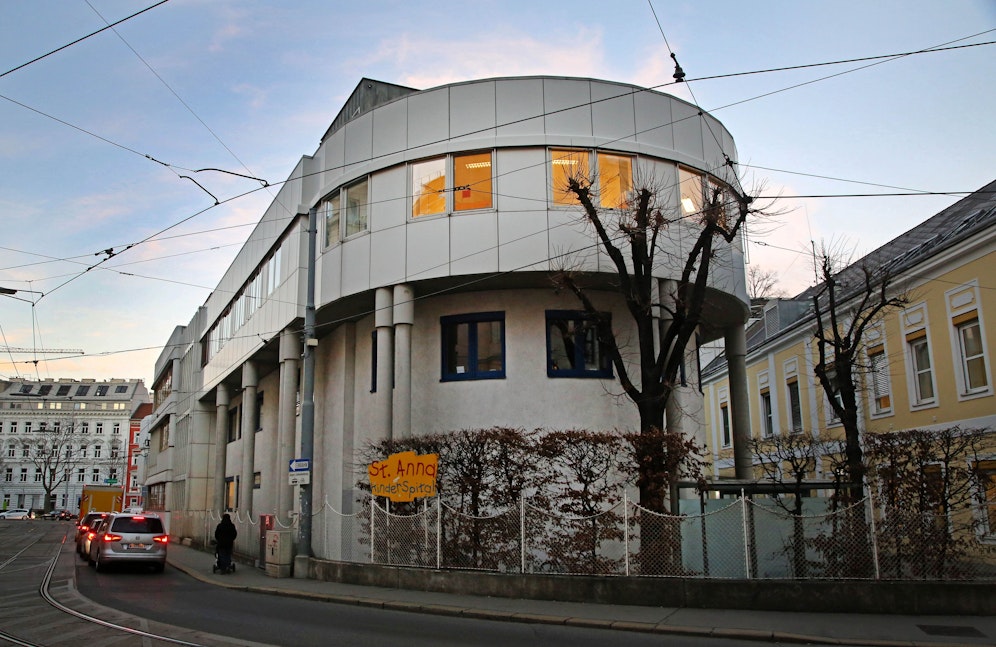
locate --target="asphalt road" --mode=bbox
[75,559,764,647]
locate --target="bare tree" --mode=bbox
[747,265,788,300]
[554,165,770,516]
[811,243,910,501]
[22,422,84,513]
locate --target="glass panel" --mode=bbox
[913,340,934,401]
[551,149,588,205]
[788,382,803,432]
[548,320,575,370]
[598,153,632,209]
[869,351,891,412]
[345,178,368,237]
[454,152,493,211]
[476,321,503,373]
[412,158,447,217]
[444,322,470,374]
[324,195,340,247]
[721,406,731,446]
[959,321,988,390]
[678,167,703,216]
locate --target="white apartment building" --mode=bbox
[150,76,754,558]
[0,378,150,512]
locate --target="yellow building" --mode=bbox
[701,179,996,535]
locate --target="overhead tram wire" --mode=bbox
[20,27,994,302]
[0,1,170,80]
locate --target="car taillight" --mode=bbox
[102,533,122,542]
[153,535,168,544]
[87,531,96,540]
[81,525,90,532]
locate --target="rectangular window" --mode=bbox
[80,422,89,434]
[868,346,892,414]
[550,148,590,205]
[323,193,340,247]
[679,167,704,216]
[76,385,89,396]
[24,422,32,433]
[9,422,15,434]
[344,178,369,238]
[34,468,42,482]
[38,384,52,396]
[597,153,633,209]
[20,468,27,482]
[91,469,100,483]
[957,319,988,393]
[112,423,120,434]
[228,408,240,443]
[441,312,505,381]
[94,445,102,458]
[77,468,85,483]
[545,310,613,378]
[96,385,108,396]
[760,390,774,437]
[57,385,70,396]
[787,379,803,433]
[909,335,935,404]
[412,157,447,217]
[225,476,238,511]
[96,422,103,434]
[115,385,128,393]
[454,152,493,211]
[720,405,731,448]
[3,468,10,482]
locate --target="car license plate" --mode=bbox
[128,543,146,549]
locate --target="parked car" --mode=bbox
[76,512,110,556]
[0,508,33,519]
[87,513,168,572]
[41,509,75,520]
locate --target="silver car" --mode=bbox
[87,513,168,572]
[0,508,33,519]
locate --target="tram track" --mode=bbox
[0,523,268,647]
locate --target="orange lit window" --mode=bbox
[551,149,589,205]
[679,167,703,216]
[597,153,632,209]
[454,152,492,211]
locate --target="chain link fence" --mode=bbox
[174,495,996,581]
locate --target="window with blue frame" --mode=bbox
[546,310,613,378]
[441,312,505,381]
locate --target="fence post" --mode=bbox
[865,489,881,580]
[520,496,526,574]
[369,496,375,564]
[741,489,752,579]
[623,491,630,576]
[436,496,442,570]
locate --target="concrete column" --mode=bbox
[239,361,259,515]
[374,287,394,441]
[725,325,752,479]
[276,330,301,522]
[392,284,413,438]
[213,383,230,512]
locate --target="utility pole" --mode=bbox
[295,207,317,576]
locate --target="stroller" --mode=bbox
[212,544,236,574]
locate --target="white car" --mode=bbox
[0,508,33,519]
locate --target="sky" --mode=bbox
[1,0,994,388]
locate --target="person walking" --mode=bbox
[214,513,238,573]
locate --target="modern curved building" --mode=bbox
[147,77,752,556]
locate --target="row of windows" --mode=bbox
[5,401,128,411]
[15,383,129,397]
[316,148,735,252]
[2,467,121,483]
[436,310,613,382]
[5,443,121,458]
[717,310,991,446]
[203,240,284,364]
[0,421,121,434]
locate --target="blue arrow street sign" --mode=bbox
[289,458,310,472]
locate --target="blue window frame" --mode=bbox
[441,312,505,381]
[546,310,613,378]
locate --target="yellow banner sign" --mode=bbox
[368,451,439,502]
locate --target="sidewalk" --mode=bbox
[165,543,995,647]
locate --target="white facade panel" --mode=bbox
[450,81,497,142]
[369,227,407,287]
[496,148,547,213]
[343,111,373,166]
[407,87,450,151]
[450,211,499,275]
[340,234,372,296]
[406,217,451,280]
[671,100,705,163]
[498,210,549,272]
[318,244,343,306]
[634,90,675,154]
[543,78,593,139]
[591,81,637,145]
[495,78,545,139]
[371,96,408,158]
